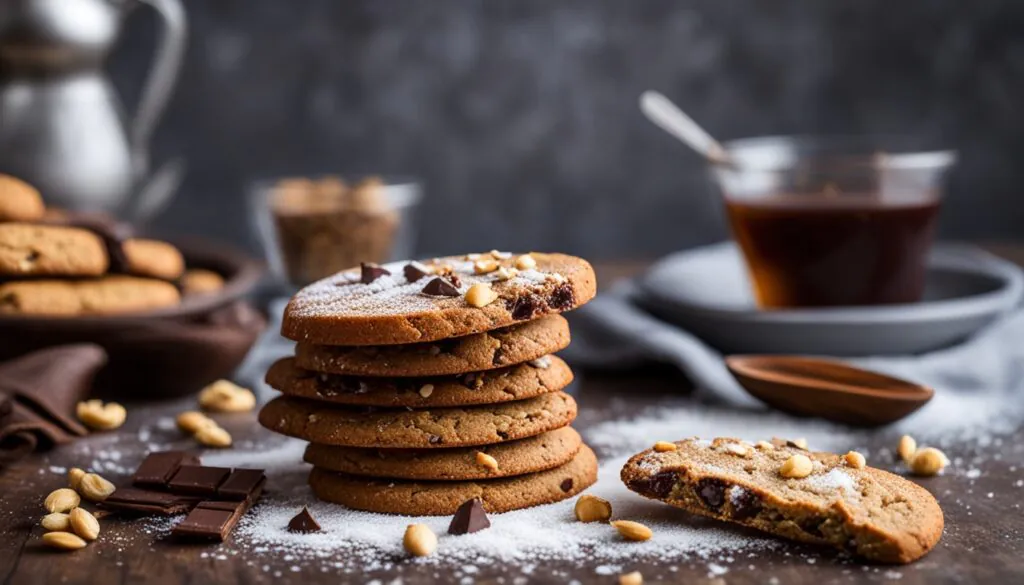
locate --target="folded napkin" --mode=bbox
[0,344,107,468]
[564,243,1024,406]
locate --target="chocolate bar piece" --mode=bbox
[100,487,202,516]
[133,451,200,488]
[167,465,231,496]
[172,500,248,541]
[218,469,266,501]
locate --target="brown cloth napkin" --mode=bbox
[0,344,107,468]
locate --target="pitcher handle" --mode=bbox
[129,0,187,179]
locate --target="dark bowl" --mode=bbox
[0,238,267,401]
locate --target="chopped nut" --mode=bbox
[402,523,437,557]
[653,441,678,453]
[465,253,482,261]
[573,494,612,523]
[75,399,127,431]
[619,571,643,585]
[465,283,499,308]
[909,447,949,477]
[897,435,918,463]
[418,384,435,398]
[514,254,537,270]
[69,508,99,541]
[845,451,866,469]
[44,488,80,513]
[611,520,653,542]
[490,250,512,259]
[473,259,498,274]
[41,513,71,532]
[176,411,216,434]
[779,454,813,479]
[724,443,749,457]
[475,451,499,472]
[755,440,775,451]
[67,467,86,491]
[527,356,551,369]
[195,425,232,448]
[41,531,87,551]
[198,379,256,413]
[79,473,116,502]
[493,266,519,281]
[790,438,808,450]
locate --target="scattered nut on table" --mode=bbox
[198,379,256,413]
[574,494,612,523]
[403,523,437,557]
[909,447,950,477]
[79,473,116,502]
[176,410,217,434]
[69,508,100,541]
[611,520,652,542]
[75,399,127,431]
[44,488,80,513]
[41,531,87,551]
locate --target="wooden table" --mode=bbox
[2,258,1023,585]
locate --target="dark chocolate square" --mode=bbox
[167,465,231,496]
[217,469,266,501]
[100,487,202,516]
[132,451,200,488]
[171,503,242,541]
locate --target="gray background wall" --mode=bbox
[112,0,1024,260]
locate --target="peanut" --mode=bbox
[75,399,127,431]
[779,454,813,479]
[44,488,80,513]
[652,441,677,453]
[79,473,116,502]
[41,531,87,551]
[611,520,652,542]
[69,508,99,541]
[403,523,437,557]
[465,283,499,308]
[198,379,256,413]
[574,494,612,523]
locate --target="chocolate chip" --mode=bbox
[448,498,491,535]
[491,347,504,366]
[422,277,460,297]
[548,283,575,310]
[403,262,430,282]
[287,506,322,533]
[632,471,677,498]
[360,262,391,284]
[496,431,509,440]
[559,478,574,492]
[695,478,728,510]
[508,295,542,320]
[729,488,762,520]
[799,519,825,538]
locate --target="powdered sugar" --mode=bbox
[804,469,857,495]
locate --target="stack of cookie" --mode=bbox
[259,251,599,515]
[0,174,222,315]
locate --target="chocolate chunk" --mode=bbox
[168,465,231,496]
[360,262,391,284]
[696,478,728,510]
[172,500,248,541]
[217,469,266,501]
[799,518,825,538]
[448,498,490,535]
[729,487,762,520]
[403,262,431,282]
[560,478,574,492]
[132,451,201,488]
[548,283,576,310]
[421,277,460,297]
[100,487,202,516]
[287,506,322,533]
[508,295,542,320]
[630,471,677,498]
[491,347,504,366]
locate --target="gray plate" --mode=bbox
[636,243,1024,356]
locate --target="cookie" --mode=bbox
[257,391,577,449]
[181,268,225,295]
[0,175,45,222]
[0,276,181,316]
[281,252,596,346]
[0,223,107,276]
[123,239,185,281]
[308,444,597,515]
[293,314,570,377]
[303,427,583,481]
[621,437,944,564]
[267,354,572,408]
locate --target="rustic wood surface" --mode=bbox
[2,255,1023,585]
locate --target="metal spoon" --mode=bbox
[639,90,734,166]
[725,355,934,427]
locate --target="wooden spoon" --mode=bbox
[725,355,934,427]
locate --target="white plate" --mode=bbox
[635,243,1024,356]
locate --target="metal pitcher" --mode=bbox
[0,0,186,221]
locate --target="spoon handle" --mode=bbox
[639,91,731,165]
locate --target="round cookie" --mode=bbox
[304,427,583,481]
[123,239,185,281]
[0,276,181,316]
[257,391,577,449]
[281,251,596,346]
[293,314,570,377]
[0,223,107,276]
[308,444,598,515]
[267,354,573,408]
[0,175,45,222]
